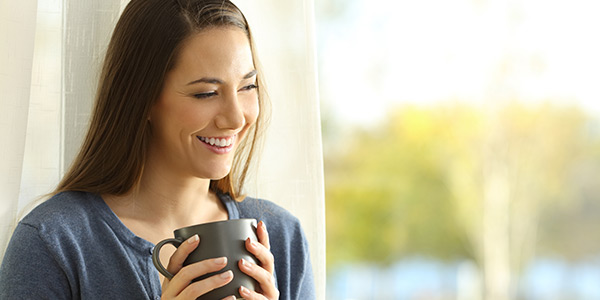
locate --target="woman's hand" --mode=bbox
[238,221,280,300]
[161,235,235,300]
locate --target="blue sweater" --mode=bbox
[0,191,315,299]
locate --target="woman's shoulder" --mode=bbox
[20,191,100,229]
[236,196,301,227]
[235,196,307,246]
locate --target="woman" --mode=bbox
[0,0,316,299]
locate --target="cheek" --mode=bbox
[150,102,208,139]
[170,100,216,128]
[243,97,260,125]
[178,107,205,127]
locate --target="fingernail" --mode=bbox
[214,257,227,265]
[222,296,236,300]
[240,286,251,297]
[250,240,258,249]
[241,258,252,269]
[260,221,267,231]
[220,270,233,280]
[187,234,199,244]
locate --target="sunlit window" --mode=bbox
[318,0,600,299]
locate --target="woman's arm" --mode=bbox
[0,223,72,299]
[289,222,316,300]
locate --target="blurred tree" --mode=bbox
[324,102,600,299]
[325,105,472,267]
[439,102,593,300]
[536,118,600,259]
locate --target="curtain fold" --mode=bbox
[0,0,39,255]
[62,0,123,171]
[18,0,63,221]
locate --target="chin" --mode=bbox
[210,172,230,181]
[197,167,232,181]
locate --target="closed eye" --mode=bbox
[240,84,258,92]
[193,91,217,99]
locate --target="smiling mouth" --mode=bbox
[197,135,235,148]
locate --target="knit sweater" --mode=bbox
[0,191,315,299]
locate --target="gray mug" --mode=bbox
[152,218,259,299]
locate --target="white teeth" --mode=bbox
[198,136,234,147]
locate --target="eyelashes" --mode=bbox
[193,92,217,99]
[241,84,258,91]
[192,84,257,99]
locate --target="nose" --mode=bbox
[215,91,245,130]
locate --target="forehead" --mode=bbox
[170,27,254,80]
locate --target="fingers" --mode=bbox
[249,222,274,274]
[166,234,200,276]
[176,267,234,299]
[162,256,230,298]
[238,258,278,299]
[239,285,277,300]
[239,221,279,299]
[256,220,270,250]
[161,234,233,299]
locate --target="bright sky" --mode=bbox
[318,0,600,125]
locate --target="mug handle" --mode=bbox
[152,238,183,280]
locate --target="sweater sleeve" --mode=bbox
[289,222,316,300]
[0,223,72,299]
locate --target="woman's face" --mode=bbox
[148,27,259,180]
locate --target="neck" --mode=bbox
[103,162,228,231]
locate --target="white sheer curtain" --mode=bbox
[235,1,326,297]
[0,0,39,256]
[0,0,325,298]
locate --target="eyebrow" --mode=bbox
[186,70,257,86]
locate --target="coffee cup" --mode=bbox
[152,218,259,299]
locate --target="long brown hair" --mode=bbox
[55,0,268,200]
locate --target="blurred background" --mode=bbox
[315,0,600,299]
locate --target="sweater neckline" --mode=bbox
[87,192,242,251]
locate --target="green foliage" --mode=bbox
[324,102,600,269]
[325,105,473,267]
